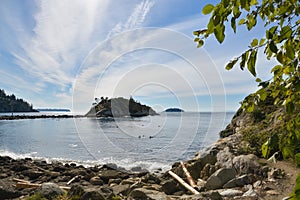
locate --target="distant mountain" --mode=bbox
[37,108,70,112]
[164,108,184,112]
[85,97,158,117]
[0,89,37,112]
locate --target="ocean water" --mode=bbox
[0,112,234,171]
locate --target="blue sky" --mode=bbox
[0,0,276,113]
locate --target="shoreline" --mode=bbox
[0,134,298,200]
[0,115,84,120]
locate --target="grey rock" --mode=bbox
[220,189,243,197]
[205,168,237,190]
[160,179,181,195]
[186,159,205,180]
[223,174,254,188]
[23,169,44,180]
[129,188,167,200]
[195,146,218,165]
[112,184,130,195]
[37,183,64,200]
[68,185,85,198]
[232,154,260,174]
[179,191,222,200]
[90,176,103,185]
[200,163,217,180]
[0,180,22,199]
[217,147,234,168]
[80,189,105,200]
[242,188,258,197]
[109,178,122,185]
[99,170,129,183]
[142,173,161,184]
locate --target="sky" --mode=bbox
[0,0,277,113]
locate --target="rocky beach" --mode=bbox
[1,133,298,200]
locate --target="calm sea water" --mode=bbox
[0,112,234,171]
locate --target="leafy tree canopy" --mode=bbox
[194,0,299,114]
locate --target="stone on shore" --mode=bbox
[0,180,22,199]
[129,188,168,200]
[36,183,64,200]
[205,168,237,190]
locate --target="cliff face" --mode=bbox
[220,95,300,163]
[85,97,157,117]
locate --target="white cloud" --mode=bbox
[108,0,154,38]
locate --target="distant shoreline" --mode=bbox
[0,115,84,120]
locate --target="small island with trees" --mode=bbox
[164,108,184,112]
[85,96,158,117]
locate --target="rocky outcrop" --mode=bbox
[0,131,296,200]
[85,97,158,117]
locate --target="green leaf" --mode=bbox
[193,31,200,36]
[247,50,257,77]
[238,18,246,25]
[286,43,295,60]
[240,0,246,9]
[280,26,292,40]
[250,0,258,6]
[202,4,214,15]
[266,26,278,39]
[197,40,204,48]
[213,14,221,26]
[269,41,278,53]
[251,38,258,47]
[214,24,225,43]
[240,51,249,70]
[261,139,270,158]
[276,51,284,64]
[246,14,256,30]
[222,0,230,7]
[225,58,238,70]
[247,102,255,112]
[258,89,268,101]
[256,78,261,82]
[286,102,295,114]
[207,18,215,34]
[231,17,236,33]
[259,38,265,46]
[233,6,241,18]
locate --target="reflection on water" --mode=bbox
[0,112,233,170]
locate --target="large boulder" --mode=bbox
[99,170,129,183]
[36,183,64,200]
[112,184,130,196]
[129,188,168,200]
[80,189,105,200]
[232,154,260,174]
[205,168,237,190]
[216,147,234,168]
[223,174,255,188]
[0,180,22,199]
[160,179,183,195]
[67,185,85,199]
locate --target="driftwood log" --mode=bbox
[168,171,200,195]
[180,161,197,188]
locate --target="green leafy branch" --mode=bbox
[194,0,299,114]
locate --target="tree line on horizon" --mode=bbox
[0,89,36,112]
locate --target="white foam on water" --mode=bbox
[0,149,171,172]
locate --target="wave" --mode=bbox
[0,149,171,172]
